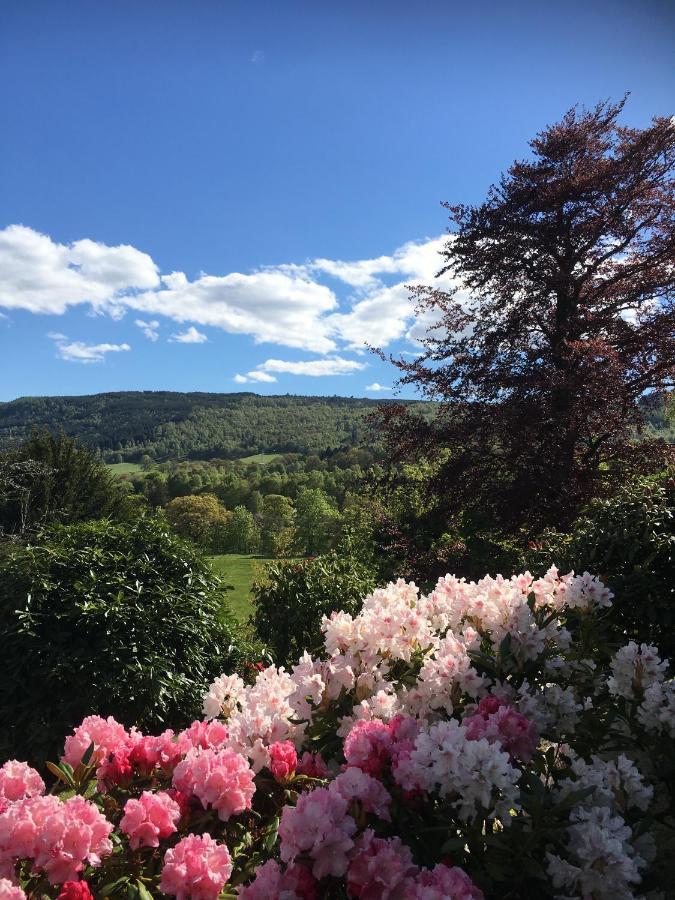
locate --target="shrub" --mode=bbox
[0,517,253,766]
[527,473,675,656]
[1,565,673,898]
[0,430,131,536]
[252,551,377,666]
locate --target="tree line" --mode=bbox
[0,392,425,461]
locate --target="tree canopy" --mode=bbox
[379,99,675,533]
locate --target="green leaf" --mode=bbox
[136,881,155,900]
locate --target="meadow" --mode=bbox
[207,553,270,621]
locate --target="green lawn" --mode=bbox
[209,553,273,621]
[237,453,283,464]
[107,462,143,475]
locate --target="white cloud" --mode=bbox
[0,224,458,365]
[251,50,265,63]
[365,382,391,392]
[129,269,337,353]
[135,319,160,341]
[49,333,131,364]
[234,356,367,383]
[169,326,208,344]
[0,225,159,315]
[247,370,277,383]
[255,357,367,377]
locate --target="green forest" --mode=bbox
[0,392,426,461]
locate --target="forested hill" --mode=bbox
[0,392,414,461]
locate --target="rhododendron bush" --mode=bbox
[1,566,674,899]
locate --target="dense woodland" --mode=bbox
[0,392,427,461]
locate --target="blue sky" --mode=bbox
[1,0,673,402]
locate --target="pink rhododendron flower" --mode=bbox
[0,761,44,810]
[0,879,26,900]
[172,748,255,821]
[178,720,229,752]
[120,791,180,850]
[475,695,504,717]
[329,768,392,821]
[57,881,94,900]
[96,745,134,791]
[128,734,164,776]
[346,830,417,898]
[238,860,318,899]
[0,794,113,885]
[464,699,538,763]
[296,752,329,779]
[155,730,191,772]
[166,789,192,823]
[160,833,232,900]
[343,720,393,777]
[279,787,357,879]
[408,863,485,899]
[62,716,129,768]
[269,741,298,782]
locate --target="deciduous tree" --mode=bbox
[379,99,675,535]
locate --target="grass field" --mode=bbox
[107,462,143,475]
[237,453,283,464]
[209,553,273,621]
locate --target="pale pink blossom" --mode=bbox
[238,860,317,899]
[0,794,112,885]
[120,791,180,849]
[346,830,417,898]
[329,768,391,820]
[160,833,232,900]
[0,879,26,900]
[178,720,229,752]
[279,787,357,879]
[0,762,44,810]
[62,716,130,768]
[172,748,255,822]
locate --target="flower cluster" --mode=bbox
[172,748,255,821]
[0,795,112,885]
[159,834,232,900]
[1,565,673,899]
[119,791,180,849]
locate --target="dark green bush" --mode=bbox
[0,517,252,765]
[527,473,674,656]
[252,552,377,666]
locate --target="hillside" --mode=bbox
[0,391,409,461]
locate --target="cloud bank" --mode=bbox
[0,223,455,372]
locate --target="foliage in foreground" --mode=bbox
[0,518,253,767]
[1,565,674,899]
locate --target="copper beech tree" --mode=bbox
[377,99,675,538]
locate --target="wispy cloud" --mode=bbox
[234,356,367,383]
[48,332,131,364]
[135,319,160,341]
[169,326,208,344]
[251,50,265,64]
